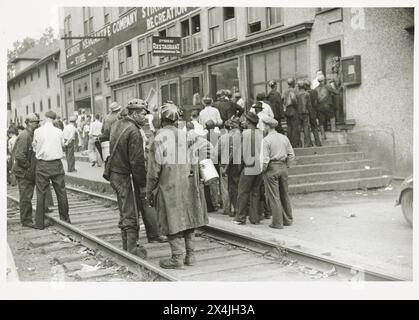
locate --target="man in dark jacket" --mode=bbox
[304,79,322,146]
[12,113,40,227]
[109,99,164,259]
[266,80,284,133]
[296,80,313,147]
[282,78,300,148]
[100,102,121,160]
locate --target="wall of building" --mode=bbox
[309,8,414,176]
[9,58,62,123]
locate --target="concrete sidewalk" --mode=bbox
[61,159,412,279]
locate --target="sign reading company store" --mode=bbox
[65,7,196,70]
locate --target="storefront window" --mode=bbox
[139,80,157,110]
[160,81,178,105]
[209,59,239,100]
[114,85,136,108]
[249,41,308,100]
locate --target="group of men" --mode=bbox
[11,111,72,230]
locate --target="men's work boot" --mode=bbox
[121,230,127,251]
[320,126,326,140]
[126,230,147,259]
[184,231,196,266]
[148,235,168,243]
[159,236,185,269]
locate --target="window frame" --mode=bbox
[57,94,61,108]
[180,13,203,56]
[208,7,237,48]
[83,7,93,35]
[246,7,284,36]
[118,42,133,77]
[104,7,111,25]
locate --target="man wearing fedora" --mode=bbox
[261,115,295,229]
[234,112,264,225]
[63,116,79,172]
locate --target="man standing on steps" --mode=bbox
[261,115,295,229]
[33,111,71,230]
[282,78,300,148]
[304,79,322,147]
[296,80,313,147]
[266,80,284,134]
[62,116,78,172]
[12,113,41,228]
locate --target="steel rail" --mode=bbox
[66,186,407,282]
[7,194,178,282]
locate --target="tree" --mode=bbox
[7,27,59,79]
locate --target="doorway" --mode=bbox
[75,97,92,115]
[319,40,344,123]
[181,74,203,120]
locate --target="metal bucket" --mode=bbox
[199,158,219,185]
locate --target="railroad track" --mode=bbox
[7,185,405,281]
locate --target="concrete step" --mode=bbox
[295,152,365,165]
[289,175,391,194]
[294,144,357,156]
[288,159,373,175]
[288,167,385,185]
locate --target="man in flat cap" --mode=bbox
[296,80,314,147]
[108,99,164,258]
[12,113,41,227]
[266,80,284,133]
[147,103,208,269]
[33,111,71,229]
[261,115,295,229]
[282,78,300,148]
[100,101,121,160]
[62,116,79,172]
[234,111,264,225]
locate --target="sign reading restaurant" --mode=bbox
[152,36,182,56]
[65,7,196,70]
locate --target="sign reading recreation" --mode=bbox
[65,7,196,71]
[152,37,181,56]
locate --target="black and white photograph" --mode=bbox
[1,0,418,301]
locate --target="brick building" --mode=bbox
[7,43,62,125]
[58,7,413,176]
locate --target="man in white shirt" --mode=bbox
[88,114,103,167]
[198,97,223,129]
[32,110,71,229]
[63,116,78,172]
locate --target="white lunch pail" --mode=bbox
[199,158,219,185]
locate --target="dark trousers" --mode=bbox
[309,112,322,146]
[300,114,313,147]
[35,160,70,228]
[167,228,195,256]
[286,115,301,148]
[65,140,76,172]
[263,162,293,228]
[110,172,159,238]
[235,171,262,223]
[227,165,241,214]
[17,178,35,224]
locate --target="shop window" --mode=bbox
[181,76,201,106]
[161,81,178,105]
[268,8,283,27]
[209,59,239,100]
[139,80,157,109]
[181,14,202,55]
[118,43,133,76]
[248,42,308,102]
[48,98,51,110]
[209,7,236,47]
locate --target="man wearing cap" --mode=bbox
[100,102,121,160]
[234,112,264,225]
[296,80,314,147]
[147,103,209,269]
[12,113,41,227]
[282,78,300,148]
[266,80,284,133]
[261,115,295,229]
[109,99,164,258]
[62,116,79,172]
[198,96,223,129]
[304,79,322,146]
[33,111,71,229]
